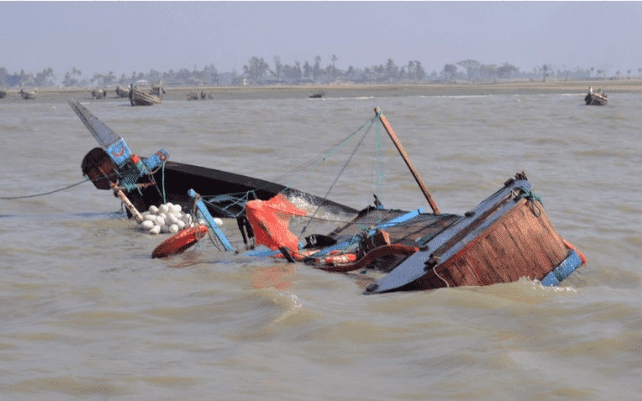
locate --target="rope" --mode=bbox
[161,161,167,204]
[277,115,378,191]
[199,190,258,219]
[515,187,543,217]
[0,177,91,200]
[433,267,450,288]
[180,115,380,226]
[299,121,374,237]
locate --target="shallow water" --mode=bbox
[1,93,641,400]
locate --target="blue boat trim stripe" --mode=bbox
[188,189,234,252]
[541,250,582,286]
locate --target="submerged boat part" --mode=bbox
[200,108,587,294]
[71,101,358,221]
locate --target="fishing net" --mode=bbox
[244,194,307,251]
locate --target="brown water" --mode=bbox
[1,93,641,400]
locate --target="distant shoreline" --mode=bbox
[2,80,642,103]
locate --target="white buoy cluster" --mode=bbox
[137,202,223,235]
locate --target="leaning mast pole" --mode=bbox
[374,107,440,215]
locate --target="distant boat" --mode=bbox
[91,89,107,100]
[187,91,213,101]
[0,90,6,99]
[19,88,36,100]
[309,91,325,99]
[115,86,130,98]
[129,84,163,106]
[585,86,608,106]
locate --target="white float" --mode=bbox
[136,202,223,235]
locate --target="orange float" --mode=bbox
[151,225,209,259]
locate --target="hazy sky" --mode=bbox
[2,2,642,78]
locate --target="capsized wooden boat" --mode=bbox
[129,84,163,106]
[68,101,358,220]
[115,86,130,98]
[585,86,608,106]
[182,107,585,294]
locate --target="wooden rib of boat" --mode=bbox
[187,107,585,294]
[115,86,130,98]
[19,89,36,100]
[129,85,163,106]
[585,86,608,106]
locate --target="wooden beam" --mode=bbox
[374,107,440,214]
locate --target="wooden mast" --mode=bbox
[374,107,440,215]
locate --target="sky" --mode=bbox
[2,1,642,79]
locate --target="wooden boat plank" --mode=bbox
[450,255,482,286]
[368,181,528,293]
[505,205,550,271]
[507,204,566,279]
[488,202,553,280]
[515,205,566,270]
[487,219,536,280]
[495,206,545,278]
[467,232,512,285]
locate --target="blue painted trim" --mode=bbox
[541,250,582,286]
[106,138,132,168]
[143,149,169,172]
[245,243,304,257]
[188,189,234,252]
[245,246,278,257]
[378,207,424,229]
[312,208,425,257]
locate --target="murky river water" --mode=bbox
[1,92,641,400]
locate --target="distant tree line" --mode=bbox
[2,57,642,88]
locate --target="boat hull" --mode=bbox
[365,177,584,294]
[585,93,607,106]
[115,87,130,98]
[125,160,358,218]
[400,198,570,291]
[129,89,162,106]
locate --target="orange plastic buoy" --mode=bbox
[151,225,209,259]
[317,244,418,273]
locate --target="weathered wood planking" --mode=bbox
[409,198,570,290]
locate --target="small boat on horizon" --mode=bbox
[115,86,130,98]
[91,89,107,100]
[585,86,608,106]
[19,88,37,100]
[129,83,164,106]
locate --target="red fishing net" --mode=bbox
[245,194,307,251]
